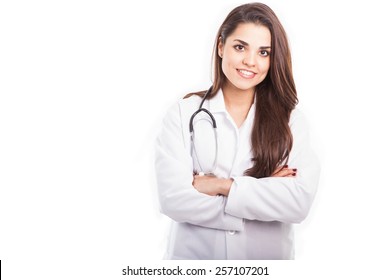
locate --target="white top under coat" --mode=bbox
[155,89,320,260]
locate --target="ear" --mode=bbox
[217,37,223,58]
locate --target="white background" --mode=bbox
[1,0,390,279]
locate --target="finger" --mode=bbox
[272,165,288,176]
[272,167,297,177]
[272,165,290,175]
[283,169,297,177]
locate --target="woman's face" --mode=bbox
[218,22,271,94]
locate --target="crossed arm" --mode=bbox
[193,165,297,196]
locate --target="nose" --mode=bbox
[242,52,256,67]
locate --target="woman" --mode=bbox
[155,2,320,260]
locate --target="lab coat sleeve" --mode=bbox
[225,110,320,224]
[155,102,244,231]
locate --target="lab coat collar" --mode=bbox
[207,88,226,114]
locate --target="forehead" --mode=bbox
[226,22,271,46]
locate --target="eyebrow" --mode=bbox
[233,39,271,49]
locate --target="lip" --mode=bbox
[236,69,257,79]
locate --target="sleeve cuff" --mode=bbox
[225,179,242,219]
[223,195,244,231]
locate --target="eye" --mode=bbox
[233,44,245,52]
[259,50,270,57]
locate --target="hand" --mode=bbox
[192,174,233,196]
[272,165,297,177]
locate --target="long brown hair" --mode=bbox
[189,3,298,178]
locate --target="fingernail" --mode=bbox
[293,168,297,172]
[284,164,288,168]
[292,173,296,176]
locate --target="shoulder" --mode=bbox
[290,108,309,126]
[176,94,203,122]
[178,94,203,110]
[289,108,311,137]
[162,94,203,126]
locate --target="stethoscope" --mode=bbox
[189,86,218,176]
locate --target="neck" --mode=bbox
[221,83,255,128]
[222,84,255,109]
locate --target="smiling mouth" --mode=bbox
[237,69,256,78]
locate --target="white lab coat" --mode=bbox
[155,89,320,260]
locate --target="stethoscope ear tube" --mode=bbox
[189,108,217,132]
[190,119,218,176]
[199,86,213,109]
[189,86,216,133]
[189,85,219,175]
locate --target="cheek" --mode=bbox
[258,59,270,75]
[223,48,242,66]
[260,57,270,69]
[221,57,242,79]
[221,56,235,76]
[254,60,270,84]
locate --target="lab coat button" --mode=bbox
[228,230,236,235]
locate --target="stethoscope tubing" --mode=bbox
[189,86,218,175]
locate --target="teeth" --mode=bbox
[239,69,254,76]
